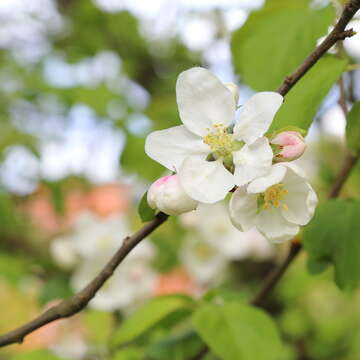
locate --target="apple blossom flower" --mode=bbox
[145,67,283,203]
[224,82,239,105]
[270,131,306,162]
[147,175,198,216]
[229,163,318,243]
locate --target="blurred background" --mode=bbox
[0,0,360,359]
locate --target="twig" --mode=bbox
[0,213,168,347]
[277,0,359,97]
[250,241,302,307]
[328,152,359,198]
[338,75,348,116]
[0,0,359,351]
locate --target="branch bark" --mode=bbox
[0,0,359,350]
[277,0,360,96]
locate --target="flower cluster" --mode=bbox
[51,212,156,311]
[145,67,317,243]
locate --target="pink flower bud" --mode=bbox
[270,131,306,162]
[224,82,239,105]
[147,175,198,216]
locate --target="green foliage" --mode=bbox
[270,56,347,133]
[138,191,156,222]
[346,101,360,154]
[38,274,73,305]
[231,0,334,90]
[113,348,143,360]
[192,301,283,360]
[145,331,203,360]
[0,253,29,284]
[11,350,64,360]
[112,295,195,345]
[121,134,164,181]
[303,199,360,290]
[84,310,113,345]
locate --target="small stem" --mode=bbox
[250,241,302,307]
[328,152,359,198]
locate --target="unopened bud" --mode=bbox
[270,131,306,162]
[225,82,239,106]
[147,175,198,216]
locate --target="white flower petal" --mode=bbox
[229,186,257,232]
[179,157,234,203]
[281,167,318,225]
[145,125,209,171]
[176,67,235,136]
[233,92,283,143]
[247,164,287,194]
[233,137,273,186]
[255,207,299,243]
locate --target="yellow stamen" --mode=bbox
[203,124,234,158]
[263,183,288,210]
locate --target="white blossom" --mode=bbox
[229,163,318,243]
[145,67,283,203]
[181,202,273,261]
[180,235,227,285]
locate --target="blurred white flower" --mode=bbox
[181,202,273,261]
[51,212,156,311]
[147,174,198,215]
[230,163,318,243]
[71,253,156,311]
[50,236,78,269]
[145,67,283,203]
[180,235,227,285]
[50,334,87,360]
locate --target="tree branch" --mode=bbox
[0,0,359,350]
[0,212,168,347]
[277,0,359,96]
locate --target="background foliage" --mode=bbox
[0,0,359,359]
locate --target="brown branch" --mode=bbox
[0,212,168,347]
[1,0,360,351]
[277,0,359,96]
[338,75,348,116]
[328,152,359,198]
[250,241,302,307]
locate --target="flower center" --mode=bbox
[259,183,288,211]
[203,124,236,158]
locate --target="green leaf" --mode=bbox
[192,301,283,360]
[231,0,335,91]
[270,56,347,133]
[12,350,64,360]
[138,191,156,222]
[303,199,360,290]
[145,331,203,360]
[346,101,360,154]
[113,348,143,360]
[112,295,195,345]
